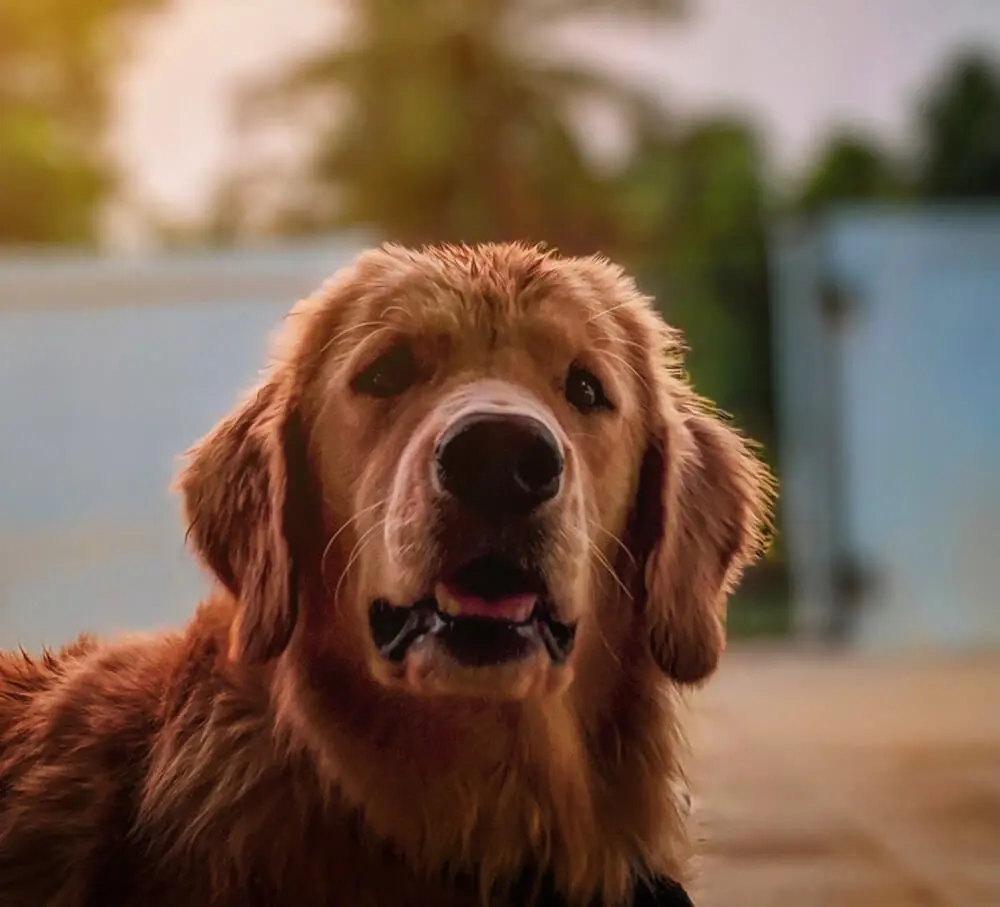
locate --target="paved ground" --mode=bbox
[686,648,1000,907]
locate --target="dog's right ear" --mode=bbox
[175,375,310,664]
[613,299,773,687]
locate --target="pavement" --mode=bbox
[686,648,1000,907]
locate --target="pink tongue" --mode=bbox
[445,588,538,622]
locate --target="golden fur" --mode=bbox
[0,243,773,907]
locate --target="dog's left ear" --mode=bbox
[628,351,773,686]
[175,374,312,664]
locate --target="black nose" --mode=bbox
[435,412,564,519]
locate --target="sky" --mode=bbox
[110,0,1000,228]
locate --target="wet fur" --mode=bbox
[0,244,773,907]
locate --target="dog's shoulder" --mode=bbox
[0,630,171,901]
[0,600,256,905]
[0,634,95,733]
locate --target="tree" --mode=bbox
[615,115,787,624]
[219,0,685,252]
[0,0,162,245]
[616,118,776,450]
[795,133,906,214]
[918,51,1000,199]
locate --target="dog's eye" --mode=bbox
[352,344,420,398]
[565,363,613,413]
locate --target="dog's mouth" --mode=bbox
[368,554,577,668]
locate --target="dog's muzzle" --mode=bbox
[368,554,576,668]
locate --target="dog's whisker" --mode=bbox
[329,325,402,367]
[325,498,388,550]
[586,537,633,602]
[594,621,624,671]
[586,299,635,323]
[331,518,387,605]
[320,321,403,356]
[319,320,384,350]
[379,305,410,321]
[557,524,628,670]
[593,348,649,394]
[586,519,637,571]
[599,334,652,354]
[321,498,388,594]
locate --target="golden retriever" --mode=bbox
[0,243,772,907]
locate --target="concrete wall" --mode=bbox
[773,209,1000,650]
[0,236,367,651]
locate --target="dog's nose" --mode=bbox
[435,412,564,519]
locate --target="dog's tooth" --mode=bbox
[435,583,464,617]
[380,608,438,662]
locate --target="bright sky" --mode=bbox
[111,0,1000,225]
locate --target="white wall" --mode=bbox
[0,237,366,651]
[774,209,1000,649]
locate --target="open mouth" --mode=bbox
[368,554,577,668]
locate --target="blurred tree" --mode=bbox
[221,0,684,252]
[616,119,776,450]
[795,133,907,214]
[917,51,1000,199]
[0,0,161,245]
[616,116,786,618]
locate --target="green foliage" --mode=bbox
[0,108,112,245]
[792,50,1000,212]
[796,134,907,213]
[0,0,161,245]
[918,51,1000,199]
[617,120,776,450]
[223,0,683,253]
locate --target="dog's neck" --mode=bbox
[265,611,691,907]
[153,595,691,906]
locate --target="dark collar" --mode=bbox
[349,811,696,906]
[510,867,695,907]
[629,875,695,907]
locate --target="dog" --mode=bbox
[0,243,772,907]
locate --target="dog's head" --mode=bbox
[178,244,772,701]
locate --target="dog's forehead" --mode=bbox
[345,244,630,347]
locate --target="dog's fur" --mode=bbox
[0,244,772,907]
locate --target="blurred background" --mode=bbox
[1,1,998,904]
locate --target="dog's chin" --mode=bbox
[366,553,578,699]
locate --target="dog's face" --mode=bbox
[310,261,644,700]
[178,244,771,702]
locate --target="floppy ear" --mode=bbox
[176,377,311,663]
[628,375,773,686]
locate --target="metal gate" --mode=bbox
[773,209,1000,650]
